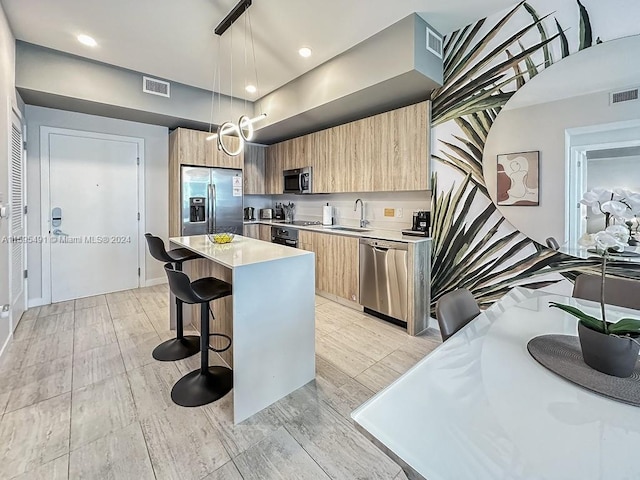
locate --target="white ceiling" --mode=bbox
[2,0,517,100]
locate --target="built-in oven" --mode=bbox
[283,167,312,194]
[271,226,298,248]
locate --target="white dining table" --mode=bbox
[351,288,640,480]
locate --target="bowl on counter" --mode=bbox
[207,232,235,244]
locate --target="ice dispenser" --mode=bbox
[189,197,206,223]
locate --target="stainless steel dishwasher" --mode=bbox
[359,238,409,324]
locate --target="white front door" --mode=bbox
[46,131,141,302]
[9,111,26,328]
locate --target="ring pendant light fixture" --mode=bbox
[206,0,266,156]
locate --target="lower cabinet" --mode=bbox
[299,231,359,302]
[243,224,271,242]
[243,224,259,239]
[258,225,271,242]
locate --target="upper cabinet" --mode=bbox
[244,144,266,195]
[170,128,243,170]
[265,101,430,194]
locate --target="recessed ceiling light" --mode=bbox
[298,47,312,58]
[77,34,97,47]
[245,84,257,94]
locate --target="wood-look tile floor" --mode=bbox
[0,285,441,479]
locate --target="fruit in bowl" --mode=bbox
[208,232,234,244]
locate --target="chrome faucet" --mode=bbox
[354,198,369,228]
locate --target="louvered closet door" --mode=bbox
[10,118,26,327]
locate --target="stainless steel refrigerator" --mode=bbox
[181,165,243,236]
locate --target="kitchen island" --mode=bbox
[168,234,316,423]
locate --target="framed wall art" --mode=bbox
[496,151,539,206]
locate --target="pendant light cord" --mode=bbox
[208,37,222,135]
[248,9,260,99]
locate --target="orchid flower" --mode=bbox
[593,224,630,252]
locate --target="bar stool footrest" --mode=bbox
[208,333,232,353]
[152,336,200,362]
[171,366,233,407]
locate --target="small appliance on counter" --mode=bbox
[402,211,430,237]
[274,203,284,220]
[259,208,273,220]
[244,207,255,221]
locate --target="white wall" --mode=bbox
[25,106,169,304]
[0,4,16,354]
[483,89,640,245]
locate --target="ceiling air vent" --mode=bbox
[610,87,638,105]
[143,76,170,98]
[426,27,443,59]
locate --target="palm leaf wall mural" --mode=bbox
[428,0,640,313]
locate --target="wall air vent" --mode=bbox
[610,87,638,105]
[143,76,170,98]
[426,27,443,59]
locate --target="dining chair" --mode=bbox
[546,237,560,250]
[435,288,481,342]
[573,273,640,310]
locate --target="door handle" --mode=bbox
[208,183,217,234]
[52,228,68,237]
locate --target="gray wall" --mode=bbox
[253,14,442,142]
[25,106,169,304]
[483,89,640,245]
[0,3,16,354]
[16,42,252,131]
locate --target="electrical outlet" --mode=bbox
[384,208,395,217]
[396,208,403,218]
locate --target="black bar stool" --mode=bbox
[145,233,202,361]
[164,263,233,407]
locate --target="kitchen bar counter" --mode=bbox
[169,234,316,423]
[243,220,431,243]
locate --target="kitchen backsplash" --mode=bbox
[244,191,430,231]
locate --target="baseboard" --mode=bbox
[144,277,168,287]
[315,291,362,311]
[28,297,48,308]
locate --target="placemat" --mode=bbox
[527,334,640,407]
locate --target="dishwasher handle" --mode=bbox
[359,238,409,251]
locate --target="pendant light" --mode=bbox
[206,0,266,156]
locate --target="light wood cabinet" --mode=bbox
[258,224,272,242]
[299,231,359,302]
[244,144,266,195]
[265,101,430,194]
[265,143,284,194]
[169,127,244,236]
[243,224,259,239]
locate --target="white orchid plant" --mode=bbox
[580,188,640,235]
[550,224,640,337]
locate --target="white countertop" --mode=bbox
[352,288,640,480]
[244,220,431,244]
[169,234,313,269]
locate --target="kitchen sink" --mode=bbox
[328,226,372,232]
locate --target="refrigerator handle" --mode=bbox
[208,183,217,234]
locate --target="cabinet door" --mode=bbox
[298,231,358,302]
[309,130,329,193]
[258,225,272,242]
[243,224,259,239]
[244,144,266,194]
[265,144,283,194]
[374,102,429,191]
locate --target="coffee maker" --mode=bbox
[402,211,430,237]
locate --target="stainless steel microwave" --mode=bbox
[283,167,312,194]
